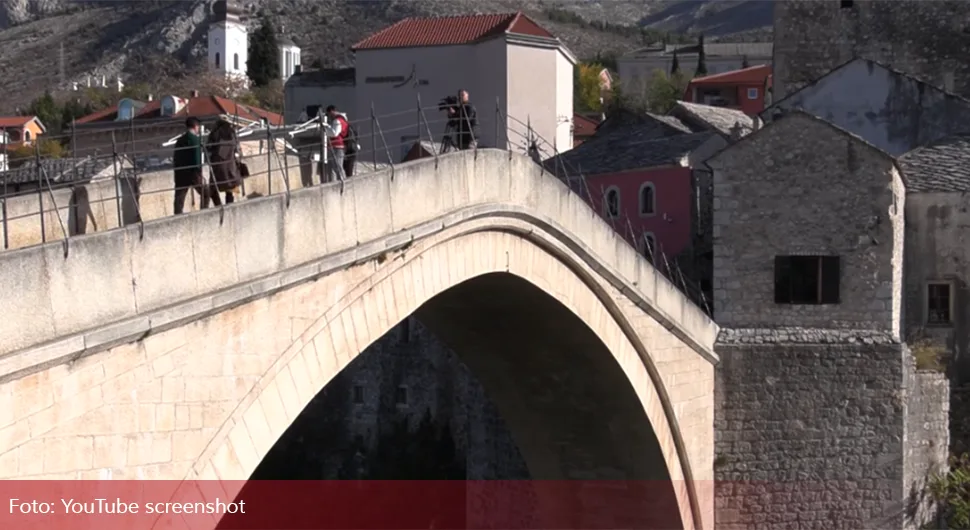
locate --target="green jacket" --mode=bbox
[173,131,202,172]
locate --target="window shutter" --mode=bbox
[774,256,791,303]
[820,256,841,304]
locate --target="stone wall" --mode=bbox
[709,112,904,333]
[952,384,970,456]
[773,0,970,100]
[902,348,950,528]
[714,328,947,530]
[0,150,304,251]
[905,193,970,382]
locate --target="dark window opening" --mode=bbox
[395,386,408,406]
[215,52,221,69]
[352,385,364,404]
[233,53,239,70]
[305,105,321,119]
[701,279,712,292]
[604,189,620,218]
[840,1,854,8]
[639,184,655,215]
[774,255,841,304]
[927,283,952,324]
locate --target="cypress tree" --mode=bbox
[670,52,680,75]
[695,34,707,76]
[247,15,280,87]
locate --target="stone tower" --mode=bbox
[208,0,248,78]
[773,0,970,99]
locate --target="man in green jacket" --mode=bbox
[172,117,211,214]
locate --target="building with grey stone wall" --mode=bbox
[708,111,904,335]
[708,112,948,529]
[773,0,970,101]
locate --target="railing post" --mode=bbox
[1,128,7,250]
[370,103,378,171]
[110,131,123,227]
[266,125,273,195]
[318,109,327,185]
[35,140,45,243]
[495,96,501,149]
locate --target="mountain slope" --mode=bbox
[0,0,774,113]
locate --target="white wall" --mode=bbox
[208,22,248,75]
[554,49,574,154]
[507,43,557,156]
[355,43,497,164]
[280,45,301,81]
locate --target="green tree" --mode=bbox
[927,453,970,529]
[645,69,689,114]
[575,62,605,112]
[695,34,708,76]
[24,91,63,134]
[671,52,680,75]
[247,15,281,88]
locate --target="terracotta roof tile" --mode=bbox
[352,12,553,50]
[573,113,600,137]
[0,116,37,128]
[688,65,772,86]
[78,96,282,126]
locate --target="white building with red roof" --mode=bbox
[349,12,577,162]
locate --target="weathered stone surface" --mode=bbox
[774,0,970,100]
[714,336,946,530]
[708,111,905,336]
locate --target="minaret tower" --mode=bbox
[207,0,248,78]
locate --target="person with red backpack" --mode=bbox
[323,105,350,183]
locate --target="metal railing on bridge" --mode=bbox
[0,97,711,315]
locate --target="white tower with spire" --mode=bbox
[278,25,302,81]
[207,0,248,78]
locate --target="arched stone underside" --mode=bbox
[189,217,704,530]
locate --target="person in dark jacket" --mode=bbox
[205,118,243,205]
[447,90,478,150]
[172,117,209,214]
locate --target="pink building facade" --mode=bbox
[584,166,692,258]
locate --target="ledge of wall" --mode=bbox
[0,150,718,382]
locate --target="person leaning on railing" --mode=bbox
[172,117,212,214]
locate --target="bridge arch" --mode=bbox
[188,216,701,530]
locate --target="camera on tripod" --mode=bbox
[438,95,460,112]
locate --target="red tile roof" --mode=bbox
[573,113,601,138]
[0,116,38,128]
[352,12,554,50]
[76,96,283,126]
[688,65,772,86]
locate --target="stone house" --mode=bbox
[762,57,970,156]
[706,110,948,530]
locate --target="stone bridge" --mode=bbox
[0,150,719,530]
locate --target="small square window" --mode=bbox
[395,386,408,406]
[774,255,841,305]
[352,385,364,404]
[747,88,759,100]
[927,282,953,325]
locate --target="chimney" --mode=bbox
[729,121,744,141]
[191,90,200,98]
[294,64,302,75]
[752,117,762,131]
[147,94,153,102]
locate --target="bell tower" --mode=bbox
[207,0,248,78]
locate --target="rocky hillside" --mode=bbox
[0,0,773,113]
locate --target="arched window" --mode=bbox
[642,233,656,257]
[233,53,239,71]
[24,130,31,142]
[215,52,221,69]
[603,187,620,218]
[639,182,656,216]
